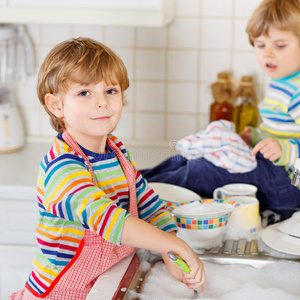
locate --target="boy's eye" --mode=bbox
[276,44,286,48]
[255,43,265,48]
[79,91,90,96]
[106,89,117,95]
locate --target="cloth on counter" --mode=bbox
[176,120,257,173]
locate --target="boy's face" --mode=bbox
[253,25,300,79]
[52,80,123,152]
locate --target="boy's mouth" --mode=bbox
[266,63,277,70]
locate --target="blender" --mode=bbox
[0,24,34,153]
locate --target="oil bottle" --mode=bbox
[232,76,259,134]
[210,72,234,122]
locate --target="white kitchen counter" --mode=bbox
[0,140,176,187]
[0,142,52,187]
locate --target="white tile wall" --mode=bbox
[15,0,268,146]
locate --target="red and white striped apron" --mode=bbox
[9,131,138,300]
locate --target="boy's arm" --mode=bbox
[269,89,300,166]
[271,138,300,167]
[242,129,300,166]
[121,215,206,290]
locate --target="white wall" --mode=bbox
[16,0,268,146]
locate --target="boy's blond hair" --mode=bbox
[37,37,129,133]
[246,0,300,46]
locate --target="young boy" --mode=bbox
[9,38,205,300]
[141,0,300,219]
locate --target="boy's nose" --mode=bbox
[264,47,275,58]
[97,94,109,108]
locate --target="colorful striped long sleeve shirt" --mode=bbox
[27,134,176,294]
[249,70,300,168]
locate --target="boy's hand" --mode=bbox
[252,138,282,161]
[180,250,206,290]
[161,232,206,290]
[240,126,252,146]
[162,253,184,282]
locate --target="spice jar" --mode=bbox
[210,72,233,122]
[232,76,259,134]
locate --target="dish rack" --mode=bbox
[195,239,300,268]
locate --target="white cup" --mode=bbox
[213,183,257,199]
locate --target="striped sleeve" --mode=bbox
[289,90,300,124]
[248,126,263,147]
[126,151,177,233]
[42,153,127,245]
[273,138,300,167]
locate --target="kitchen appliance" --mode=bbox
[0,24,34,153]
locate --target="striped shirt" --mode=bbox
[27,134,176,294]
[250,70,300,167]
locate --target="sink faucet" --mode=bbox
[291,158,300,188]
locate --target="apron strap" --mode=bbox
[62,131,138,216]
[62,131,96,183]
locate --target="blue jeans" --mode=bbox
[141,153,300,214]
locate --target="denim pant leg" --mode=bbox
[185,153,300,210]
[140,155,190,186]
[141,153,300,211]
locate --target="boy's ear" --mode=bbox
[45,93,64,118]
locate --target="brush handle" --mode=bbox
[167,252,191,273]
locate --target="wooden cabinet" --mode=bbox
[0,186,37,300]
[0,0,175,27]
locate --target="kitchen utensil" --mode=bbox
[167,252,200,299]
[148,182,201,207]
[0,24,34,152]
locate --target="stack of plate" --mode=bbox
[262,211,300,255]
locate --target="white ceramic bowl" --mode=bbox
[148,182,201,207]
[168,199,238,249]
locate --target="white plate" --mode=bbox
[262,223,300,256]
[277,211,300,238]
[148,182,201,204]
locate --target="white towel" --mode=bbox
[176,120,257,173]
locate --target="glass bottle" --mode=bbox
[210,72,233,122]
[232,76,259,134]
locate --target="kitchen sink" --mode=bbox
[113,239,300,300]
